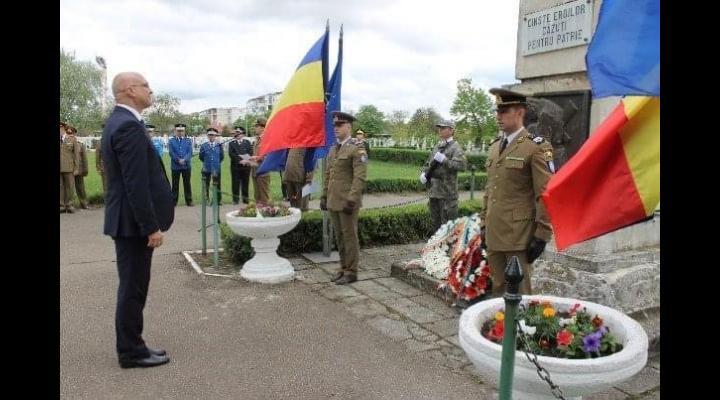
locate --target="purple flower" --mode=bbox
[582,332,602,353]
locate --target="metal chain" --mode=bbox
[514,309,567,400]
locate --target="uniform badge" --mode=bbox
[533,136,544,144]
[544,150,553,161]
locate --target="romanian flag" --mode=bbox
[541,0,659,251]
[256,27,328,173]
[542,97,659,251]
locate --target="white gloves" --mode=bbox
[433,152,447,163]
[419,172,427,185]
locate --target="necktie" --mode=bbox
[500,138,508,154]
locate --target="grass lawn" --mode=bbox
[80,152,423,205]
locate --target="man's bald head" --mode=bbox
[111,72,153,112]
[112,72,144,97]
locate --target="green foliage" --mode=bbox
[60,48,106,133]
[355,105,386,136]
[450,78,498,145]
[223,199,484,263]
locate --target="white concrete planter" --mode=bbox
[225,208,301,284]
[459,295,648,400]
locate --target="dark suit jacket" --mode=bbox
[228,138,253,169]
[103,106,174,238]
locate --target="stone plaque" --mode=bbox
[521,0,594,56]
[524,90,591,170]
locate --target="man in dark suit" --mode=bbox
[103,72,175,369]
[228,126,253,204]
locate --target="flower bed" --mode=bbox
[482,300,624,359]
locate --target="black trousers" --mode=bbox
[230,166,251,204]
[171,169,192,205]
[202,171,221,203]
[114,237,154,360]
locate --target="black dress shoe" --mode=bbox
[148,347,167,356]
[330,271,344,282]
[119,354,170,369]
[335,274,357,285]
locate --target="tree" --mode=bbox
[386,110,412,142]
[60,48,106,134]
[450,78,498,145]
[354,105,386,136]
[409,107,443,143]
[185,113,211,135]
[144,93,182,134]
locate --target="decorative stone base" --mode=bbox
[239,238,295,284]
[390,260,489,309]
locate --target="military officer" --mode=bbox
[354,129,370,156]
[198,128,225,204]
[482,88,555,296]
[60,122,81,213]
[228,126,253,204]
[282,148,313,211]
[420,119,467,233]
[93,131,107,197]
[246,117,271,203]
[168,123,194,206]
[321,111,368,285]
[66,126,89,209]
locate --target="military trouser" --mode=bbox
[329,209,360,277]
[171,169,193,206]
[486,250,533,296]
[230,166,251,204]
[429,197,459,233]
[252,173,271,204]
[74,175,87,207]
[285,181,309,211]
[60,172,76,211]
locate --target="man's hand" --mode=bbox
[419,172,427,185]
[320,197,327,211]
[147,230,164,248]
[433,152,447,163]
[343,201,356,215]
[526,237,547,263]
[73,169,80,176]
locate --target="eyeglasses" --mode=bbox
[125,83,150,91]
[333,121,349,127]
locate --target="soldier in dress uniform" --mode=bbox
[282,148,313,211]
[168,123,194,206]
[66,126,89,209]
[482,88,555,296]
[60,122,81,213]
[246,118,271,203]
[320,111,368,285]
[198,128,225,204]
[420,119,467,233]
[228,126,253,204]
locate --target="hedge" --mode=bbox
[222,199,484,265]
[365,172,487,194]
[369,148,487,171]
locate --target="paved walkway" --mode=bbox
[60,191,659,399]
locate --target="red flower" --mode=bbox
[556,330,574,346]
[476,276,488,290]
[529,300,540,307]
[592,315,604,328]
[488,321,505,341]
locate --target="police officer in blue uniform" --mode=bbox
[199,128,225,204]
[168,123,194,206]
[147,124,164,158]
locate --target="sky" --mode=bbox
[60,0,520,117]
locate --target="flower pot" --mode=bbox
[458,295,648,399]
[225,208,301,283]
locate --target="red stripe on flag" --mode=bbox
[542,103,647,250]
[258,102,326,156]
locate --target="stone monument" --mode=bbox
[507,0,659,348]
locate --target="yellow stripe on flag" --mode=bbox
[620,96,660,215]
[268,61,324,122]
